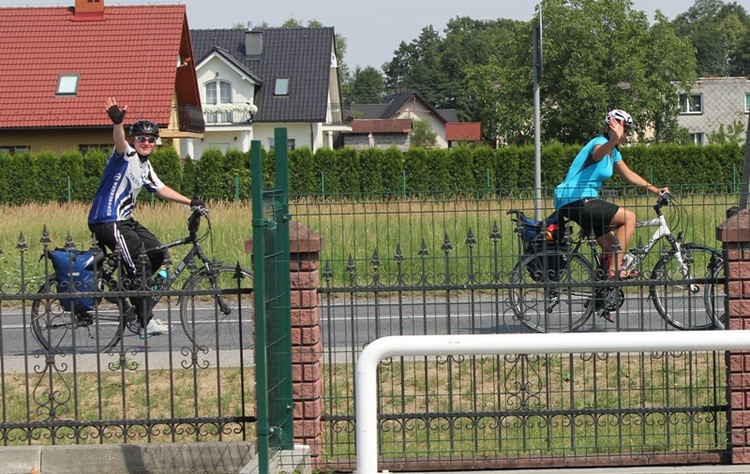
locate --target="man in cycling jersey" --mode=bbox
[554,109,669,280]
[88,97,203,338]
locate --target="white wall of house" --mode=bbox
[676,77,750,145]
[252,122,321,151]
[181,55,258,159]
[394,102,448,149]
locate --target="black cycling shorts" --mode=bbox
[557,198,619,238]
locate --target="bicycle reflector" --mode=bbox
[546,224,559,243]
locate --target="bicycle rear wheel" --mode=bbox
[31,277,125,354]
[649,243,724,330]
[180,265,254,351]
[509,251,594,332]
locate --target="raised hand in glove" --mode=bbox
[105,97,127,124]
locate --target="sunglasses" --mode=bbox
[134,136,157,144]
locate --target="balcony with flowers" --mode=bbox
[203,102,258,126]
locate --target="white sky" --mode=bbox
[2,0,750,70]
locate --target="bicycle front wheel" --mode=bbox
[509,251,595,333]
[180,265,254,351]
[649,243,724,330]
[31,277,125,354]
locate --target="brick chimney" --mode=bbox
[74,0,104,21]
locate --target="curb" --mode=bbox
[1,441,255,474]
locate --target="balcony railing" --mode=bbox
[203,102,257,126]
[175,104,206,133]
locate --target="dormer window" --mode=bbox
[56,74,79,96]
[274,78,289,96]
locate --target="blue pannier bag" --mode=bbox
[51,248,97,312]
[521,211,568,282]
[521,211,560,242]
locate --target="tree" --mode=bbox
[342,66,386,104]
[672,0,750,76]
[465,0,696,145]
[409,119,437,149]
[382,19,519,121]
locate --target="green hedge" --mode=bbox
[0,143,742,204]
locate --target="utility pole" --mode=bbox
[532,5,543,220]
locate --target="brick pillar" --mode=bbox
[718,208,750,464]
[289,221,324,458]
[247,221,324,460]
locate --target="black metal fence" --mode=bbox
[0,233,255,447]
[292,185,736,470]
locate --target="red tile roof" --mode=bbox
[446,122,482,141]
[0,4,188,129]
[350,119,412,134]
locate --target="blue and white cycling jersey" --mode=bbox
[553,135,621,209]
[88,145,165,224]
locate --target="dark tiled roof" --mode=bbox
[191,28,335,123]
[349,104,390,120]
[438,109,459,122]
[0,4,188,129]
[351,90,454,124]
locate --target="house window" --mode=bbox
[205,80,233,123]
[56,74,79,96]
[0,145,29,155]
[689,132,704,145]
[679,93,702,114]
[267,137,275,148]
[288,139,296,151]
[274,78,289,96]
[78,144,112,155]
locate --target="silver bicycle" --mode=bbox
[509,192,725,332]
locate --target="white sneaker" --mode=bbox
[141,318,170,338]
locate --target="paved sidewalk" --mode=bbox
[409,467,750,474]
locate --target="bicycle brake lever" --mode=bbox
[190,205,210,216]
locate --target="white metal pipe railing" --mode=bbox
[355,331,750,474]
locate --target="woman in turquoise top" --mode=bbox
[554,109,668,280]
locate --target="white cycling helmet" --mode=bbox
[605,109,633,128]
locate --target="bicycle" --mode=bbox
[507,192,725,333]
[31,206,254,354]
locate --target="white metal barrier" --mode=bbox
[355,331,750,474]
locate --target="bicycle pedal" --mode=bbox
[597,310,614,323]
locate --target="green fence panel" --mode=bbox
[252,128,294,474]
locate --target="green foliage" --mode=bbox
[381,147,405,194]
[150,147,183,191]
[404,148,451,193]
[289,147,316,194]
[0,143,742,205]
[708,120,746,145]
[314,148,337,195]
[181,156,198,199]
[335,147,361,196]
[465,0,696,146]
[472,146,497,192]
[225,149,251,201]
[57,151,85,202]
[342,66,386,105]
[196,148,229,201]
[409,120,437,149]
[357,147,385,195]
[448,146,475,190]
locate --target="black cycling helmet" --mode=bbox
[129,120,159,137]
